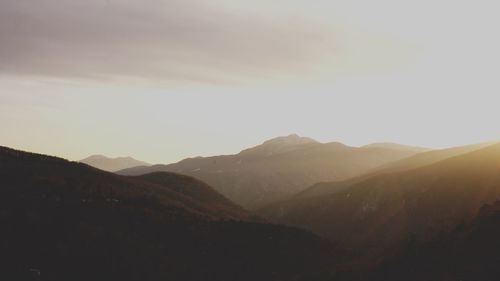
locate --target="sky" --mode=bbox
[1,0,500,164]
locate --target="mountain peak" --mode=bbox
[82,154,139,161]
[238,134,318,158]
[80,154,150,172]
[263,134,318,146]
[83,154,107,160]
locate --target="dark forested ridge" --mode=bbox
[0,146,339,281]
[369,200,500,281]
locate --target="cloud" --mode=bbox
[0,0,336,83]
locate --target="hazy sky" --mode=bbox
[1,0,500,163]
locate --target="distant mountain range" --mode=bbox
[259,142,500,258]
[80,154,150,172]
[0,146,340,281]
[117,134,427,209]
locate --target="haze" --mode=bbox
[1,0,500,163]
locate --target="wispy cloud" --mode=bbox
[0,0,336,83]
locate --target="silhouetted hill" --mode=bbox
[259,143,500,259]
[369,200,500,281]
[135,172,249,219]
[118,134,424,209]
[80,154,150,172]
[0,146,340,281]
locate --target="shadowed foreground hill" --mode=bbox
[118,134,426,209]
[260,142,500,258]
[0,146,338,281]
[370,200,500,281]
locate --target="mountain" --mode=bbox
[295,142,491,199]
[118,134,426,209]
[80,154,150,172]
[259,142,500,259]
[0,146,341,281]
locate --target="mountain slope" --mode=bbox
[80,154,150,172]
[361,143,429,152]
[118,134,425,209]
[259,142,500,257]
[295,142,491,199]
[0,146,339,281]
[370,142,493,174]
